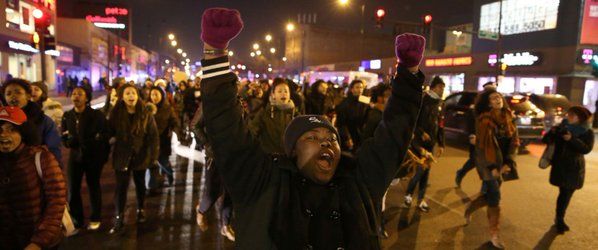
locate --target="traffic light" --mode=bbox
[375,8,386,28]
[422,14,432,35]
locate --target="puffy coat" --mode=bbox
[109,105,159,171]
[248,103,299,154]
[0,145,67,249]
[23,101,62,164]
[153,100,180,158]
[201,56,423,250]
[543,124,594,189]
[336,93,369,149]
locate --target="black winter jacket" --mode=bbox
[201,56,423,250]
[412,92,445,152]
[153,101,180,157]
[543,125,594,190]
[61,106,110,165]
[336,94,369,149]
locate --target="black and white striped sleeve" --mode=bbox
[200,56,231,79]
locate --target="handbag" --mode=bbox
[539,143,555,169]
[34,152,78,237]
[501,160,519,182]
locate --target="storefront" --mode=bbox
[0,36,39,81]
[421,55,474,96]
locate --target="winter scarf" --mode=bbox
[562,119,590,137]
[477,109,516,165]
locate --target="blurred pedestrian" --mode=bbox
[542,106,594,234]
[148,86,179,188]
[305,80,335,116]
[30,81,64,130]
[0,106,67,249]
[248,78,300,154]
[198,9,424,248]
[244,82,264,120]
[336,79,368,152]
[80,77,92,94]
[61,86,109,231]
[2,78,62,165]
[470,89,519,249]
[140,78,153,101]
[102,77,126,116]
[403,76,446,212]
[107,84,159,234]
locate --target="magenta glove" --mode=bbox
[201,8,244,49]
[395,33,426,68]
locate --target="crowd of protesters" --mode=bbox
[0,7,595,250]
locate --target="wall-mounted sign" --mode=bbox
[8,41,60,56]
[580,0,598,45]
[105,7,128,16]
[370,59,381,69]
[77,3,129,40]
[488,52,541,67]
[57,45,74,63]
[581,49,598,64]
[425,56,472,67]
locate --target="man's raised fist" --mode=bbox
[395,33,426,68]
[201,8,244,49]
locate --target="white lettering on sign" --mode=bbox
[93,22,126,29]
[502,52,539,66]
[7,41,60,56]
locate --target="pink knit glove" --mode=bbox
[395,33,426,68]
[201,8,244,49]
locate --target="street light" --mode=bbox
[165,59,170,64]
[270,48,276,54]
[256,50,262,56]
[286,23,295,32]
[250,52,256,57]
[186,58,191,63]
[177,48,183,54]
[253,43,260,50]
[182,52,187,57]
[168,34,175,40]
[338,0,349,6]
[282,57,287,62]
[171,40,177,47]
[265,34,272,42]
[228,51,234,56]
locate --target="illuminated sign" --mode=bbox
[488,52,541,66]
[105,7,128,16]
[480,0,560,35]
[94,22,126,29]
[8,41,60,56]
[57,45,74,63]
[86,15,117,23]
[425,56,472,67]
[581,49,598,64]
[580,0,598,44]
[370,59,381,69]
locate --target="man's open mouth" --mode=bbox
[316,149,335,172]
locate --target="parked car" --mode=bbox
[443,92,545,148]
[528,94,571,131]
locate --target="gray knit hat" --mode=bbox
[283,115,340,156]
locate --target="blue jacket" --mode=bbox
[23,102,62,165]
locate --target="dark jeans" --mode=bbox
[114,169,146,215]
[483,180,501,207]
[456,145,476,181]
[67,160,104,226]
[406,166,430,200]
[556,187,576,221]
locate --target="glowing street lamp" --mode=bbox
[282,57,287,62]
[177,48,183,54]
[338,0,349,6]
[228,51,234,56]
[270,48,276,54]
[182,52,187,57]
[250,52,256,57]
[253,43,260,50]
[186,58,191,63]
[256,50,262,56]
[171,40,177,47]
[168,34,175,40]
[265,34,272,42]
[286,23,295,32]
[165,59,170,64]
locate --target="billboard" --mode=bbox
[479,0,560,35]
[580,0,598,44]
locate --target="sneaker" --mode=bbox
[402,195,413,208]
[137,209,147,223]
[87,221,101,231]
[109,215,124,234]
[221,225,236,242]
[418,201,430,213]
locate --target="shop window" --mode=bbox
[584,80,598,113]
[519,77,555,95]
[6,8,21,28]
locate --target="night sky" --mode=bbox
[60,0,474,66]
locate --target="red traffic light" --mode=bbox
[424,14,433,24]
[33,9,44,19]
[376,8,386,18]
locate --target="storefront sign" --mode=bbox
[86,15,117,23]
[8,41,60,56]
[425,56,472,67]
[105,7,128,16]
[57,45,73,63]
[488,52,541,67]
[93,22,126,29]
[370,59,381,69]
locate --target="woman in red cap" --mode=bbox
[0,106,67,250]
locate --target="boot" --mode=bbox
[554,217,570,234]
[137,209,147,223]
[109,214,124,234]
[196,209,208,232]
[488,207,504,249]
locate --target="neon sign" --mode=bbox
[8,41,60,56]
[105,7,128,16]
[425,56,472,67]
[488,52,541,66]
[86,15,117,23]
[581,49,598,64]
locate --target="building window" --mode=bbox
[480,0,560,35]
